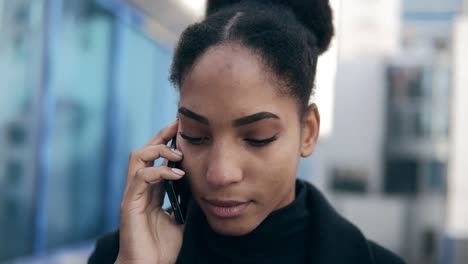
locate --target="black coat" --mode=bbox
[88,180,405,264]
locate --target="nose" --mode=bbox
[205,141,243,189]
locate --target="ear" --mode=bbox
[300,104,320,157]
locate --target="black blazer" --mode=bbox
[88,180,405,264]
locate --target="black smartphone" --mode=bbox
[164,136,188,224]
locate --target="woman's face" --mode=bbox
[178,43,318,236]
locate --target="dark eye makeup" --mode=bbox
[244,136,278,146]
[179,132,209,145]
[179,132,278,147]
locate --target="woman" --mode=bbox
[89,0,405,263]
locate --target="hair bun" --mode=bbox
[206,0,334,54]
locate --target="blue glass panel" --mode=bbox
[45,2,113,250]
[0,0,45,260]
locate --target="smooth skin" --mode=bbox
[116,120,185,264]
[116,43,320,264]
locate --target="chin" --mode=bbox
[205,214,261,236]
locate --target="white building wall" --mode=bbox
[447,16,468,239]
[322,58,387,192]
[311,0,404,257]
[313,0,401,193]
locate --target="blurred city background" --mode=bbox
[0,0,467,263]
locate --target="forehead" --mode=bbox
[179,43,296,120]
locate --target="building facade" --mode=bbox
[0,0,190,261]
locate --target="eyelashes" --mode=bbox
[179,132,209,145]
[245,136,278,146]
[179,132,278,147]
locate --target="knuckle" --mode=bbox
[152,145,168,159]
[134,167,147,181]
[128,150,138,160]
[119,193,130,211]
[120,200,137,214]
[153,144,164,152]
[145,144,165,156]
[153,135,164,145]
[157,167,168,177]
[161,134,172,143]
[120,200,127,212]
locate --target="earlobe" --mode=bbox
[300,104,320,157]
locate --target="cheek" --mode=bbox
[178,143,208,190]
[247,137,300,195]
[259,131,300,171]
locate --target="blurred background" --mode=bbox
[0,0,467,263]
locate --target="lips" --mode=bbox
[204,199,251,218]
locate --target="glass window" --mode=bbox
[122,27,176,151]
[388,66,424,100]
[104,23,177,228]
[414,107,432,138]
[1,0,180,260]
[330,167,368,193]
[384,158,419,194]
[45,2,113,250]
[425,160,446,193]
[0,0,44,260]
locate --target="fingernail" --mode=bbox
[171,168,185,176]
[171,148,183,156]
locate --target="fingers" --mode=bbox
[121,120,183,214]
[146,120,178,146]
[127,144,183,182]
[122,166,186,208]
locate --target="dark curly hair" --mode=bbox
[170,0,334,116]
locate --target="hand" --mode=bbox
[115,120,185,264]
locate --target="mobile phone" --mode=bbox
[164,136,187,224]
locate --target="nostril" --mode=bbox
[205,166,243,188]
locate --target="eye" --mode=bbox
[245,135,278,147]
[179,132,209,145]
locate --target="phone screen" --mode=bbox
[164,136,188,224]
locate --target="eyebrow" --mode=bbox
[178,107,280,127]
[178,107,209,125]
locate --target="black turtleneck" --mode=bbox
[177,181,311,264]
[88,179,406,264]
